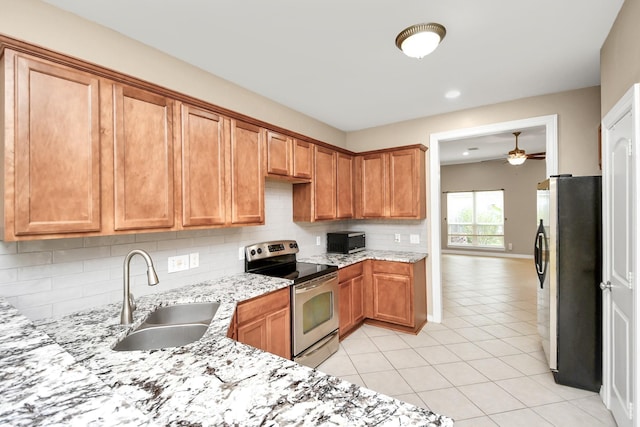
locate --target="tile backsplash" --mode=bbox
[0,180,427,320]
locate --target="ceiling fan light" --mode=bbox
[395,23,446,59]
[507,150,527,165]
[507,131,527,165]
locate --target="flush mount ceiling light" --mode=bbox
[395,23,446,59]
[507,131,527,165]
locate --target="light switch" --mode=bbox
[394,233,401,243]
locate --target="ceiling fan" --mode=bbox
[507,131,546,165]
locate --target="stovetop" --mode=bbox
[244,240,337,284]
[252,262,338,284]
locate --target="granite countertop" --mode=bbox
[300,249,428,268]
[2,250,450,426]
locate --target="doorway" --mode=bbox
[428,115,558,322]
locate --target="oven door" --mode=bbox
[292,272,339,357]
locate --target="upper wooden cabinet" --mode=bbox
[180,104,226,227]
[0,38,426,241]
[7,52,102,237]
[230,120,264,225]
[313,146,338,220]
[336,152,355,219]
[293,145,354,222]
[113,85,175,231]
[356,146,426,219]
[359,153,387,218]
[292,139,313,180]
[264,130,313,182]
[265,130,291,177]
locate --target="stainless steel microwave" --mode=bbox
[327,232,365,254]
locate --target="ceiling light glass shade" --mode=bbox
[395,23,446,59]
[507,150,527,165]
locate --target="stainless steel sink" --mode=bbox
[143,302,220,326]
[113,324,210,351]
[113,302,219,351]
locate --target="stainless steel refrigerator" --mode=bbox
[534,175,602,392]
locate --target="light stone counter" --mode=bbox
[300,249,428,268]
[2,268,451,426]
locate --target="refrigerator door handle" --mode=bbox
[534,219,548,289]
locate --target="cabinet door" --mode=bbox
[113,85,175,230]
[237,316,267,351]
[351,275,365,324]
[265,307,291,359]
[14,54,101,235]
[371,271,413,326]
[360,153,386,218]
[339,280,354,336]
[265,131,291,177]
[230,119,264,225]
[292,140,313,179]
[181,104,226,226]
[313,146,337,220]
[336,152,354,219]
[388,148,421,218]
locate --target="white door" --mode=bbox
[602,84,639,427]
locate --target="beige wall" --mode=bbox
[347,87,602,176]
[440,160,546,256]
[601,0,640,116]
[0,0,346,148]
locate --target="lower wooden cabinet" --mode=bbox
[367,259,427,333]
[338,258,427,338]
[233,287,291,359]
[338,262,364,338]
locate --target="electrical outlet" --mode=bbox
[316,236,321,246]
[238,247,245,261]
[410,234,420,244]
[190,252,199,268]
[508,243,513,251]
[168,255,189,273]
[394,233,401,243]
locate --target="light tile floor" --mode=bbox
[318,254,617,426]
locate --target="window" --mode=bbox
[447,190,504,248]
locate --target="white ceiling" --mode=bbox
[44,0,622,137]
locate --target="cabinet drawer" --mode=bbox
[237,287,290,325]
[372,260,411,276]
[339,262,364,282]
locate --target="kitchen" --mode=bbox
[0,0,636,425]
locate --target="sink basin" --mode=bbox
[113,301,220,351]
[143,302,220,326]
[113,324,209,351]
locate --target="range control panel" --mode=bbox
[245,240,299,262]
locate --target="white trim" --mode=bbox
[429,115,558,323]
[442,249,533,259]
[600,83,640,426]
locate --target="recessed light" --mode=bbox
[462,151,469,156]
[445,90,461,99]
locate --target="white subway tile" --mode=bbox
[52,246,112,263]
[0,252,52,270]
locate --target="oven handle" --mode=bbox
[294,273,338,294]
[295,282,324,293]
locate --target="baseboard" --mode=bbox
[442,249,533,259]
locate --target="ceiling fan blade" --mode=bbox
[526,152,546,159]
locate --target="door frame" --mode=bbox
[601,83,639,422]
[427,114,558,322]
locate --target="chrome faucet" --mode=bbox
[121,249,160,325]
